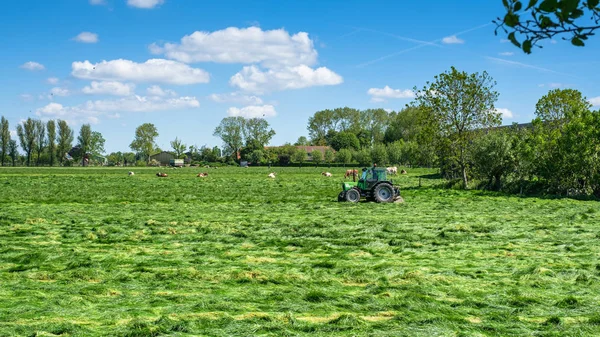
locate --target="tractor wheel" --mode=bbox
[345,189,361,203]
[338,191,346,202]
[374,183,394,203]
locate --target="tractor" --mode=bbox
[338,166,402,203]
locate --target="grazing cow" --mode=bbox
[128,171,135,176]
[321,172,332,177]
[400,169,407,174]
[386,166,398,175]
[197,172,208,177]
[268,172,276,178]
[344,169,358,179]
[156,172,168,177]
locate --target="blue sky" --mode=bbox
[1,0,599,154]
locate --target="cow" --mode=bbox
[321,172,332,177]
[386,166,398,175]
[197,172,208,177]
[344,169,358,179]
[156,172,168,177]
[128,171,135,176]
[268,172,276,178]
[400,169,407,174]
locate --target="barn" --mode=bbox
[149,151,175,166]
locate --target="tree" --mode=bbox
[494,0,600,53]
[170,137,187,158]
[123,152,136,166]
[57,120,74,165]
[292,149,308,166]
[1,116,9,166]
[383,107,426,144]
[413,66,501,188]
[471,130,516,191]
[371,144,389,165]
[34,120,46,166]
[130,123,159,163]
[17,118,37,167]
[8,140,18,166]
[294,136,310,146]
[354,149,372,166]
[324,149,335,165]
[359,108,390,146]
[90,131,106,157]
[329,131,360,151]
[336,148,353,166]
[307,107,361,145]
[311,149,323,165]
[387,141,404,165]
[250,149,265,165]
[77,124,92,166]
[46,120,56,166]
[213,117,244,161]
[243,118,276,147]
[535,88,593,127]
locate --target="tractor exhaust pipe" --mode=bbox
[353,169,356,182]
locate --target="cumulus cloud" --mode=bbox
[35,95,199,124]
[227,105,276,118]
[47,77,59,84]
[20,94,34,101]
[82,81,136,96]
[442,35,464,44]
[50,87,71,97]
[209,92,263,105]
[229,64,342,94]
[150,26,318,68]
[20,61,45,71]
[496,108,514,119]
[127,0,164,8]
[367,86,415,102]
[10,130,17,138]
[146,85,176,97]
[73,32,99,43]
[71,58,210,85]
[589,97,600,107]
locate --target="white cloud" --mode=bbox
[20,61,45,71]
[82,81,136,96]
[496,108,514,119]
[89,0,106,4]
[500,39,510,43]
[146,85,176,97]
[229,64,342,94]
[10,130,17,138]
[550,39,557,44]
[442,35,464,44]
[73,32,99,43]
[127,0,164,9]
[227,105,276,118]
[71,58,210,85]
[47,77,59,84]
[499,52,514,56]
[589,97,600,107]
[35,95,199,124]
[50,87,70,97]
[367,86,415,102]
[209,92,263,105]
[20,94,34,101]
[150,26,318,68]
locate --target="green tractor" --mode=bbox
[338,166,402,203]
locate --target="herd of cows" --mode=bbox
[126,166,407,180]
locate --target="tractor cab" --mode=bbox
[339,166,401,203]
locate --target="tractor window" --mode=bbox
[361,170,368,180]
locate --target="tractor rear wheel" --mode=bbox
[345,189,361,203]
[338,191,346,202]
[374,183,394,203]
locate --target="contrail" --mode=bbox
[356,22,493,67]
[340,24,440,47]
[485,56,581,78]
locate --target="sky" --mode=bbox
[1,0,599,154]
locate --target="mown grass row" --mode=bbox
[0,167,599,336]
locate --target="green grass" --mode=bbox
[0,166,599,336]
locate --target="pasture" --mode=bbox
[0,166,599,337]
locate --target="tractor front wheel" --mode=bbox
[374,183,394,203]
[345,189,361,203]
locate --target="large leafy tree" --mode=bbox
[57,120,74,165]
[46,120,56,166]
[535,88,593,128]
[34,119,46,166]
[383,107,426,144]
[17,118,37,167]
[294,136,310,146]
[495,0,600,53]
[130,123,159,162]
[90,131,106,157]
[329,131,360,151]
[8,140,18,166]
[170,137,187,158]
[213,117,245,161]
[307,107,361,145]
[243,118,276,147]
[77,124,92,165]
[359,108,390,146]
[1,116,9,166]
[471,130,516,191]
[413,66,501,188]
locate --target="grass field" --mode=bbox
[1,166,599,337]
